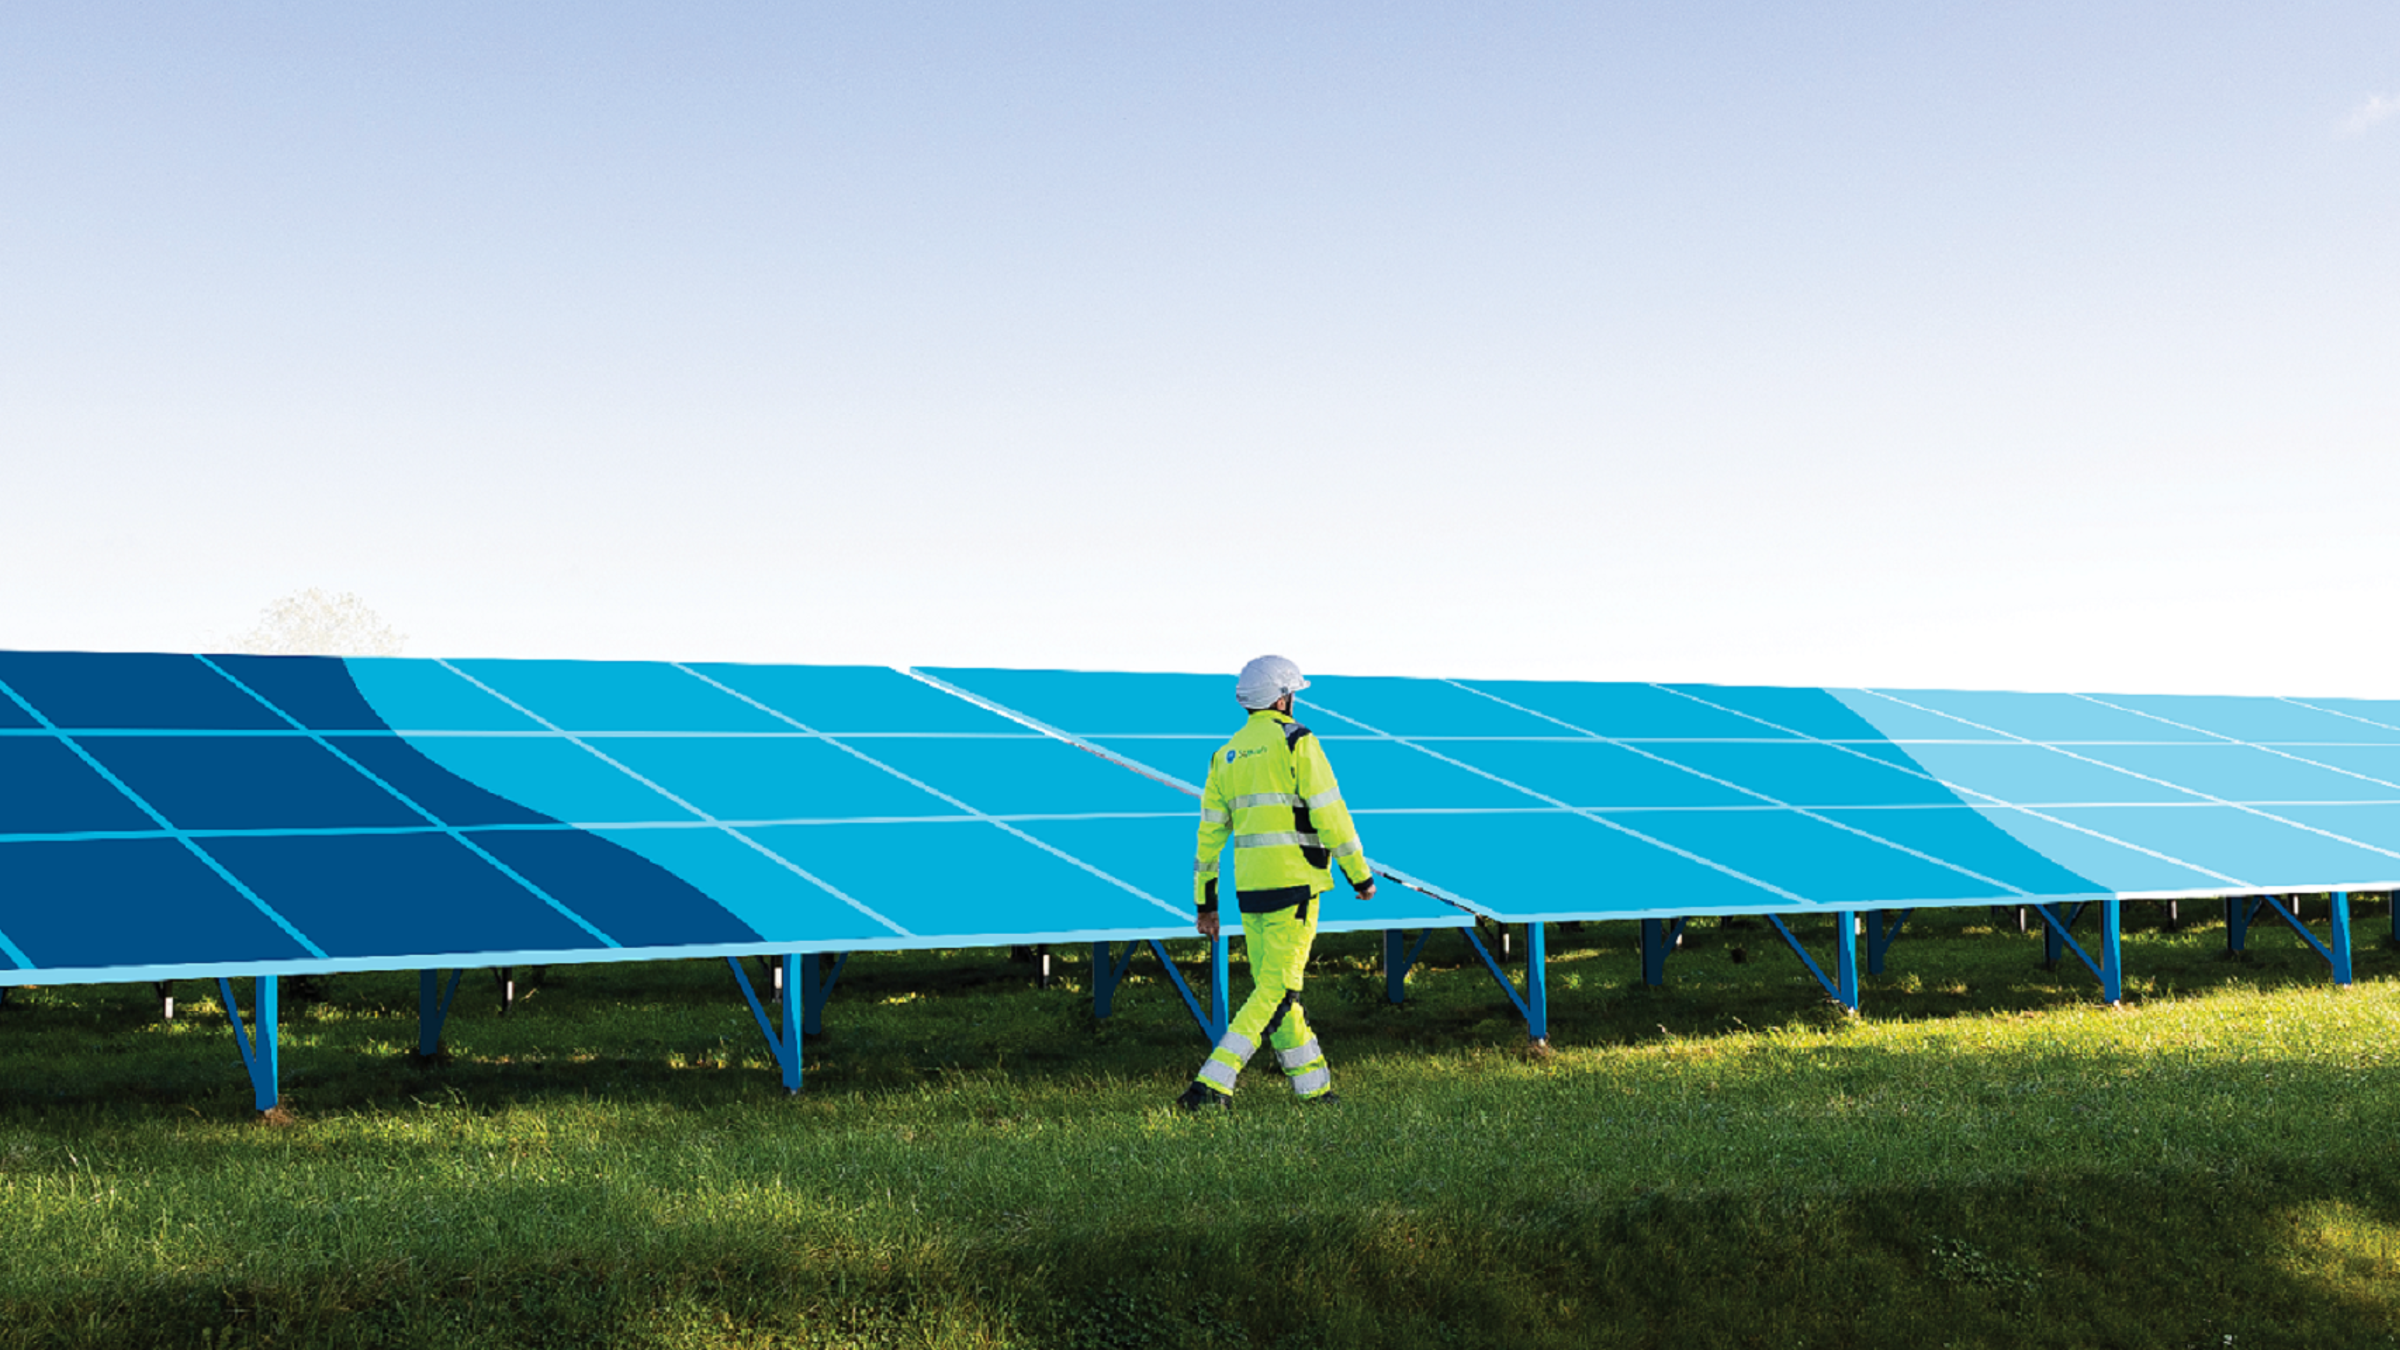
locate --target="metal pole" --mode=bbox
[254,975,280,1113]
[2332,891,2355,986]
[2101,897,2124,1004]
[1383,929,1405,1005]
[1209,931,1230,1039]
[1836,911,1859,1011]
[1526,921,1549,1045]
[780,953,802,1093]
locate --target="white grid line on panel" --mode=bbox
[432,660,915,939]
[1444,681,2037,897]
[2067,693,2400,798]
[1864,690,2400,872]
[0,671,331,962]
[1654,686,2251,888]
[1294,696,1814,906]
[2279,698,2400,739]
[197,656,624,950]
[673,665,1192,924]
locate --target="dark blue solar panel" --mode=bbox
[1814,808,2105,898]
[1459,680,1801,741]
[0,691,35,729]
[200,833,612,958]
[856,738,1195,817]
[1663,685,1891,741]
[695,664,1026,735]
[922,667,1230,736]
[448,659,789,733]
[469,828,763,948]
[78,736,424,832]
[1617,810,2014,906]
[0,739,156,835]
[1414,740,1757,810]
[206,655,391,731]
[599,737,959,822]
[1643,742,1961,808]
[0,839,318,969]
[327,736,555,828]
[0,652,285,731]
[1302,676,1565,738]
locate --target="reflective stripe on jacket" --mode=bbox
[1193,709,1370,911]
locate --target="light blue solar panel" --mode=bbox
[1814,808,2106,899]
[1847,690,2196,743]
[1007,816,1474,933]
[1413,740,1757,810]
[1966,807,2233,893]
[2092,693,2400,745]
[1818,692,2022,743]
[349,658,544,732]
[2271,745,2400,787]
[744,821,1188,944]
[1301,675,1568,738]
[923,667,1231,737]
[1458,679,1803,741]
[2034,806,2400,892]
[2287,699,2400,736]
[1282,738,1558,812]
[857,737,1195,818]
[1366,811,1795,921]
[1662,685,1893,741]
[692,664,1026,736]
[599,737,959,823]
[401,737,700,825]
[447,659,790,733]
[1883,743,2207,806]
[2067,744,2400,804]
[1612,809,2015,908]
[591,825,915,947]
[1641,741,1962,808]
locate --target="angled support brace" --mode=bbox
[216,975,280,1113]
[1639,917,1689,987]
[1381,928,1436,1004]
[417,968,465,1057]
[1865,909,1913,976]
[1091,940,1140,1018]
[797,952,848,1036]
[1764,912,1860,1011]
[1133,935,1230,1042]
[1462,922,1549,1043]
[2030,899,2123,1003]
[2256,892,2354,985]
[726,955,804,1093]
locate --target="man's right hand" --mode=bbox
[1353,880,1376,903]
[1197,909,1220,938]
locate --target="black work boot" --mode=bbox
[1301,1091,1341,1106]
[1174,1083,1230,1112]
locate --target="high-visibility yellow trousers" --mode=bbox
[1190,897,1332,1099]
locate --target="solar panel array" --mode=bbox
[8,652,2400,990]
[930,669,2400,923]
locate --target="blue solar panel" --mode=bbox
[853,737,1194,818]
[449,659,792,733]
[695,664,1028,736]
[1847,689,2192,743]
[0,739,158,836]
[1813,807,2105,898]
[2068,744,2400,803]
[0,838,317,971]
[598,737,962,822]
[396,737,706,825]
[326,736,556,828]
[346,659,545,732]
[1460,680,1804,741]
[1661,684,1893,741]
[1616,808,2024,907]
[918,667,1230,737]
[0,651,287,731]
[1636,741,1963,808]
[80,736,428,832]
[2091,693,2400,744]
[1883,743,2209,806]
[207,654,391,732]
[200,832,612,959]
[1305,675,1566,738]
[467,828,764,948]
[2032,806,2400,891]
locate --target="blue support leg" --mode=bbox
[1641,918,1668,987]
[725,955,803,1093]
[2228,895,2252,954]
[798,952,820,1037]
[2044,906,2066,969]
[779,954,802,1092]
[1836,911,1859,1012]
[417,968,464,1057]
[2334,891,2355,986]
[1526,921,1550,1044]
[1384,929,1404,1004]
[2101,897,2124,1004]
[218,975,280,1114]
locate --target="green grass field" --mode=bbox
[7,902,2400,1348]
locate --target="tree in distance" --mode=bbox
[228,588,407,657]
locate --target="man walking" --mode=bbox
[1176,655,1375,1111]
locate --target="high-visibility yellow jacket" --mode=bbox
[1193,709,1371,913]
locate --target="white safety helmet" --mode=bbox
[1235,654,1309,710]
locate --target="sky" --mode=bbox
[3,3,2396,695]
